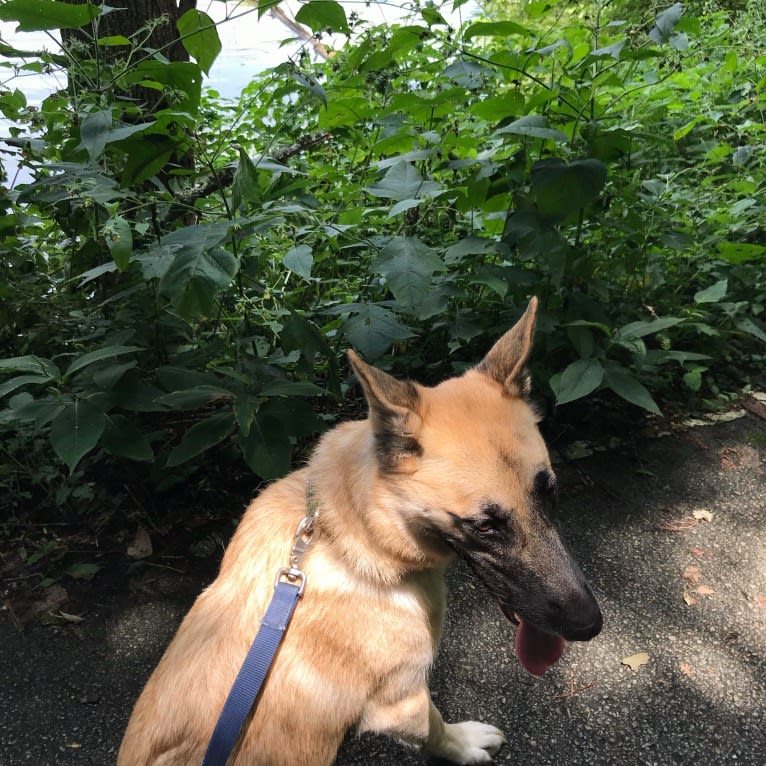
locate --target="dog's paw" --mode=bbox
[439,720,506,764]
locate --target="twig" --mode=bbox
[270,6,332,60]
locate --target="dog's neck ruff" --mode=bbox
[201,483,319,766]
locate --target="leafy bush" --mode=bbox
[0,0,763,510]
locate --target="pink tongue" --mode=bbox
[514,620,565,677]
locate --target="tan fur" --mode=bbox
[118,298,580,766]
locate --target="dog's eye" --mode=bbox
[475,519,497,535]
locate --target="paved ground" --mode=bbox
[2,413,765,765]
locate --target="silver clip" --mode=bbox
[290,515,317,571]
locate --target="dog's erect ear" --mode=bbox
[348,350,422,468]
[476,296,538,397]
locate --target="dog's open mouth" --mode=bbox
[500,605,565,677]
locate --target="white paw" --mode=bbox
[439,720,506,764]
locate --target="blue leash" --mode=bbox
[201,578,303,766]
[202,499,318,766]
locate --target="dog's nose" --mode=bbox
[549,592,603,642]
[565,604,603,641]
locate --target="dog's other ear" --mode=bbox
[477,296,538,397]
[347,350,422,468]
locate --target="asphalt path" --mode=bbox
[2,413,764,765]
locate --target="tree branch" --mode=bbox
[172,131,333,212]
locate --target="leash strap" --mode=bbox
[201,579,302,766]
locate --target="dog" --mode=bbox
[117,296,602,766]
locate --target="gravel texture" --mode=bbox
[2,415,764,766]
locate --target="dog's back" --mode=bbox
[118,446,447,766]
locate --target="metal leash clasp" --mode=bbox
[275,483,320,597]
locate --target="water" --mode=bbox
[0,1,475,184]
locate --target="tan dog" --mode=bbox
[118,297,602,766]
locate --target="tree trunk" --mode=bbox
[61,0,196,64]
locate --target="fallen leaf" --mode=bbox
[680,662,692,675]
[683,592,698,606]
[683,566,700,586]
[692,509,713,522]
[696,584,716,596]
[690,547,709,558]
[57,611,85,624]
[742,394,766,421]
[622,652,650,672]
[719,445,760,469]
[656,517,698,531]
[127,526,153,560]
[757,595,766,607]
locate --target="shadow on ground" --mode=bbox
[2,416,764,765]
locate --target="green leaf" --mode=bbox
[591,38,627,59]
[649,2,683,45]
[295,0,350,34]
[615,317,683,340]
[166,411,235,467]
[258,397,327,439]
[77,109,112,162]
[105,122,155,144]
[441,60,486,89]
[463,20,531,39]
[531,158,607,220]
[156,223,239,318]
[0,374,53,399]
[260,380,327,397]
[232,149,260,211]
[556,359,604,405]
[365,161,443,202]
[388,199,422,217]
[238,411,292,479]
[603,364,662,415]
[682,366,706,392]
[0,355,60,377]
[694,279,728,304]
[124,61,202,116]
[374,237,446,314]
[155,386,232,411]
[468,92,525,122]
[9,397,66,431]
[102,415,153,461]
[177,9,221,75]
[92,361,137,389]
[50,400,106,473]
[737,318,766,344]
[0,0,100,31]
[495,115,568,143]
[342,305,415,359]
[444,236,496,264]
[64,345,143,378]
[292,72,327,109]
[283,245,313,280]
[104,215,132,271]
[121,134,175,185]
[97,35,130,46]
[716,241,765,264]
[65,562,101,580]
[421,7,448,26]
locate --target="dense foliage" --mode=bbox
[0,0,764,515]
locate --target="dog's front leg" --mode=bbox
[422,697,505,764]
[360,688,505,764]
